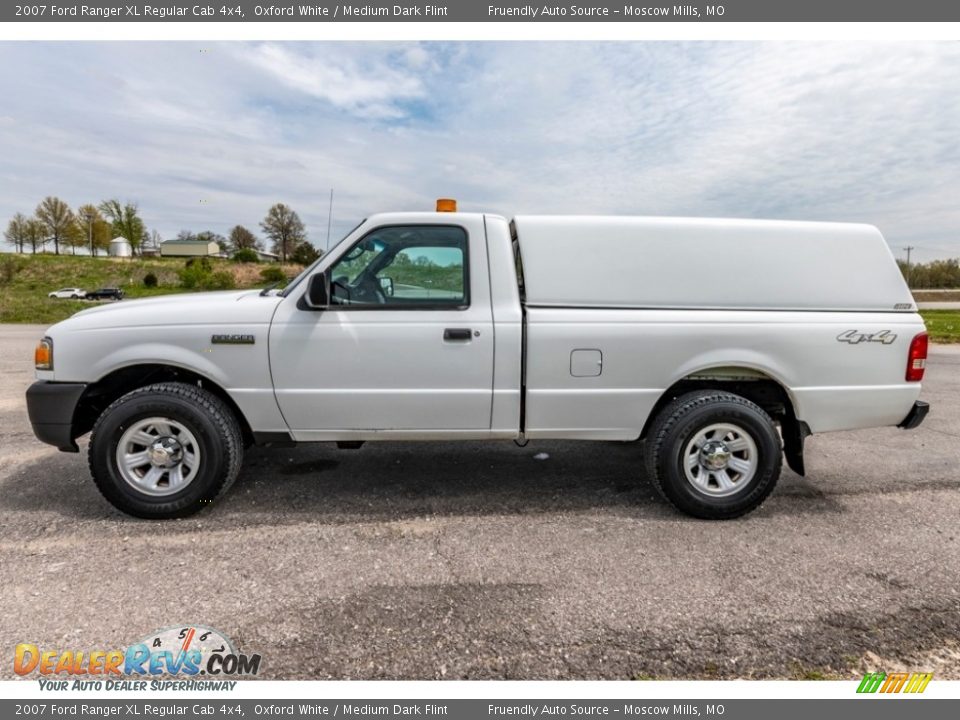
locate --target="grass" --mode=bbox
[919,310,960,343]
[0,254,301,324]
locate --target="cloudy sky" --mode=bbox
[1,41,958,260]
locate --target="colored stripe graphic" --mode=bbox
[857,671,933,694]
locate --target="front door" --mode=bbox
[269,220,494,437]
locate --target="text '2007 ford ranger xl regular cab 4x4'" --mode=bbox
[26,200,930,520]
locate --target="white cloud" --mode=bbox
[239,43,426,119]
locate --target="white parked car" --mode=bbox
[26,202,929,520]
[48,288,87,299]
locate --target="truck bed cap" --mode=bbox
[512,215,915,312]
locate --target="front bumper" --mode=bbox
[25,381,87,452]
[897,400,930,430]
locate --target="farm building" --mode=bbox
[108,237,133,257]
[160,238,222,257]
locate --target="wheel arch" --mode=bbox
[72,363,255,447]
[640,364,809,476]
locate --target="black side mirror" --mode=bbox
[304,272,329,310]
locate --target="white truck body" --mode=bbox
[27,209,929,519]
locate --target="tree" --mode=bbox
[76,204,112,256]
[63,220,86,255]
[141,229,162,255]
[291,242,321,266]
[260,203,306,263]
[228,225,261,253]
[99,200,145,255]
[176,229,197,242]
[35,196,74,255]
[24,218,46,254]
[4,213,28,253]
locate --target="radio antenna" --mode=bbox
[325,188,334,251]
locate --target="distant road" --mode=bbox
[918,302,960,309]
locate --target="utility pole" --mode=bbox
[83,210,94,257]
[325,188,334,252]
[902,246,915,287]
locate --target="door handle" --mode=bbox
[443,328,473,341]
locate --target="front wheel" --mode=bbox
[88,382,243,518]
[645,390,782,519]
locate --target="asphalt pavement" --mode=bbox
[1,324,958,680]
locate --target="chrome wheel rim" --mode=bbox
[682,422,758,497]
[115,417,201,496]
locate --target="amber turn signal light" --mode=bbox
[35,337,53,370]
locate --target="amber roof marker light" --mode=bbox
[436,198,457,212]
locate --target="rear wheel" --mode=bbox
[88,382,243,518]
[645,390,782,519]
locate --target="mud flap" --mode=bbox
[781,416,810,476]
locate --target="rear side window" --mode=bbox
[329,225,469,309]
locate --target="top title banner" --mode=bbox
[6,1,960,22]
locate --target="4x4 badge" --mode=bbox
[837,330,897,345]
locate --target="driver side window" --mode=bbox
[329,225,468,309]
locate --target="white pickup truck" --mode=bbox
[26,202,929,520]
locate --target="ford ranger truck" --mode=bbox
[26,201,929,520]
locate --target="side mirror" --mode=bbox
[304,272,329,310]
[379,276,395,297]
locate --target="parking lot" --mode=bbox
[1,324,958,680]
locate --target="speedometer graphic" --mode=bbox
[136,625,236,674]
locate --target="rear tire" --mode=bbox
[88,382,243,519]
[645,390,782,519]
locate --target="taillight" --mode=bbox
[906,332,928,382]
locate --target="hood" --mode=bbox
[48,290,283,333]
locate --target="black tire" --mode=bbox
[645,390,782,519]
[88,382,243,519]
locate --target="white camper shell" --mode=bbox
[513,216,915,312]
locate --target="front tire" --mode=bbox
[88,382,243,518]
[645,390,782,519]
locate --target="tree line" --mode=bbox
[897,258,960,289]
[4,198,318,263]
[172,203,318,263]
[3,197,146,257]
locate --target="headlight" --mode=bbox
[35,337,53,371]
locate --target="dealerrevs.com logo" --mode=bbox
[14,626,261,690]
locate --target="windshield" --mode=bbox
[280,219,366,297]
